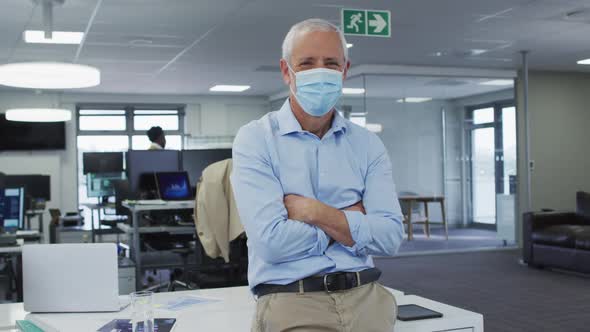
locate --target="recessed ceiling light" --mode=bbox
[397,97,432,103]
[346,43,353,48]
[342,88,365,95]
[23,30,84,44]
[209,85,250,92]
[470,49,488,56]
[5,108,71,122]
[479,79,514,86]
[0,62,100,89]
[366,123,383,133]
[577,58,590,65]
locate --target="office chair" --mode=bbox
[143,233,197,292]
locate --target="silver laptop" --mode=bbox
[23,243,121,313]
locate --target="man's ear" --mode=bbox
[342,60,351,80]
[280,59,292,86]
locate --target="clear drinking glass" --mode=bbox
[131,291,154,332]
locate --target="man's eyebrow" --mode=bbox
[296,57,315,63]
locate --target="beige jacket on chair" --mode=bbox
[194,159,244,263]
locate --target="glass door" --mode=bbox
[471,126,496,224]
[466,103,516,229]
[470,107,497,226]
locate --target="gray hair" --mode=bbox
[282,18,348,66]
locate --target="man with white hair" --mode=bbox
[231,18,404,331]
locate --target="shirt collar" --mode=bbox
[277,98,347,136]
[149,142,164,150]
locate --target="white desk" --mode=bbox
[0,286,483,332]
[81,202,117,243]
[122,201,194,289]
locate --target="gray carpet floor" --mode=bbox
[376,250,590,332]
[398,226,512,254]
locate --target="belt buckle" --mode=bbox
[323,274,333,293]
[324,274,335,293]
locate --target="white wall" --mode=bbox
[0,90,269,221]
[516,71,590,214]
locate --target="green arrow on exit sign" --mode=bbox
[342,9,391,38]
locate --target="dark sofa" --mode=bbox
[523,191,590,273]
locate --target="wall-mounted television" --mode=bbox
[0,115,66,151]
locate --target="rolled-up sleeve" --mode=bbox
[231,123,330,264]
[342,133,405,256]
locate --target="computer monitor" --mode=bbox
[86,172,126,198]
[181,149,232,187]
[3,187,25,231]
[0,188,4,230]
[126,150,180,195]
[155,172,192,200]
[83,152,124,175]
[5,175,51,201]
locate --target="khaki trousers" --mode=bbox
[251,282,397,332]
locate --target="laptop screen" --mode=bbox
[155,172,192,200]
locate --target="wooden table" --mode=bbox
[399,196,448,241]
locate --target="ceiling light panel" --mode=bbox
[23,30,84,44]
[209,85,250,92]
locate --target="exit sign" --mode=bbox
[342,9,391,37]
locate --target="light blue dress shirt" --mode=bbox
[231,99,404,290]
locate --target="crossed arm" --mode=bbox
[230,126,404,264]
[284,195,365,247]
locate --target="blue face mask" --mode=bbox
[288,64,343,117]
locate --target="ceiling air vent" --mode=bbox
[426,78,468,87]
[255,65,280,72]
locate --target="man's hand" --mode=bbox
[343,201,366,214]
[284,194,356,247]
[284,194,320,224]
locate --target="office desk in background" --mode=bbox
[398,196,448,241]
[0,240,24,302]
[24,210,45,233]
[81,202,118,243]
[0,286,483,332]
[0,233,42,302]
[122,200,195,290]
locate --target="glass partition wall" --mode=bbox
[338,74,517,252]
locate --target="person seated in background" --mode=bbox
[147,126,166,150]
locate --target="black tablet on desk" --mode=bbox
[397,304,443,321]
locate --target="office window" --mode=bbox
[131,135,182,150]
[472,107,494,125]
[79,110,126,131]
[76,105,185,209]
[133,110,179,131]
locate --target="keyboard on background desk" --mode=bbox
[135,199,167,205]
[0,234,17,247]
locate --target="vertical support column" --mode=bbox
[42,0,53,39]
[521,51,532,211]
